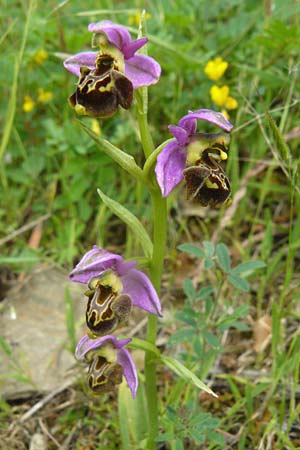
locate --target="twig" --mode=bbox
[0,214,51,246]
[18,378,75,424]
[38,418,64,449]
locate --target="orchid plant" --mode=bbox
[64,18,233,450]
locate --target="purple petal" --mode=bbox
[168,125,189,146]
[75,334,131,361]
[69,246,123,284]
[117,347,138,398]
[125,54,161,89]
[155,141,186,197]
[88,21,131,50]
[179,109,233,132]
[121,268,162,316]
[115,259,137,277]
[64,51,97,77]
[122,37,148,59]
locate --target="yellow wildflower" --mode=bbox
[91,119,101,136]
[210,85,238,110]
[128,11,151,26]
[37,88,53,103]
[23,95,36,112]
[225,96,238,110]
[204,57,228,81]
[34,49,48,65]
[210,85,229,107]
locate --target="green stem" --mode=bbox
[135,86,167,449]
[145,190,167,450]
[136,90,155,158]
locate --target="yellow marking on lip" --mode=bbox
[99,79,114,93]
[205,180,219,189]
[219,149,228,160]
[74,104,88,115]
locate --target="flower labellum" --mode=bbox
[183,149,231,207]
[68,54,133,118]
[75,334,138,398]
[84,272,132,337]
[70,246,162,317]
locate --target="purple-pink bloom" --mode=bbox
[155,109,234,197]
[76,334,138,398]
[64,20,161,89]
[70,246,162,316]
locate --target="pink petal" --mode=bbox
[75,334,131,361]
[64,51,97,77]
[122,37,148,59]
[117,348,138,398]
[179,109,233,132]
[155,141,186,197]
[69,246,123,284]
[124,54,161,89]
[88,21,131,50]
[121,269,162,316]
[168,125,189,146]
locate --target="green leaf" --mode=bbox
[202,331,220,348]
[177,243,205,258]
[228,274,250,292]
[168,329,196,345]
[157,433,175,442]
[79,121,144,181]
[0,255,40,265]
[128,338,160,357]
[160,355,218,397]
[175,438,185,450]
[203,241,215,257]
[118,379,148,450]
[231,260,266,275]
[183,279,196,300]
[216,243,231,272]
[0,336,13,357]
[195,286,214,301]
[204,258,215,270]
[97,188,153,259]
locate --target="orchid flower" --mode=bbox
[64,20,161,90]
[70,246,162,318]
[155,109,234,198]
[75,334,138,398]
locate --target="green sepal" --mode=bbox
[97,188,153,259]
[160,355,218,398]
[78,120,144,181]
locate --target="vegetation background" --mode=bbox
[0,0,300,449]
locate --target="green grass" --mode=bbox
[1,0,300,448]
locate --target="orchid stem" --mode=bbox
[136,90,154,158]
[136,86,167,450]
[145,190,167,450]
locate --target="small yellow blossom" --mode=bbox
[204,57,228,81]
[91,119,101,136]
[37,88,53,103]
[128,11,151,26]
[210,85,229,107]
[34,49,48,65]
[225,96,238,110]
[23,95,36,112]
